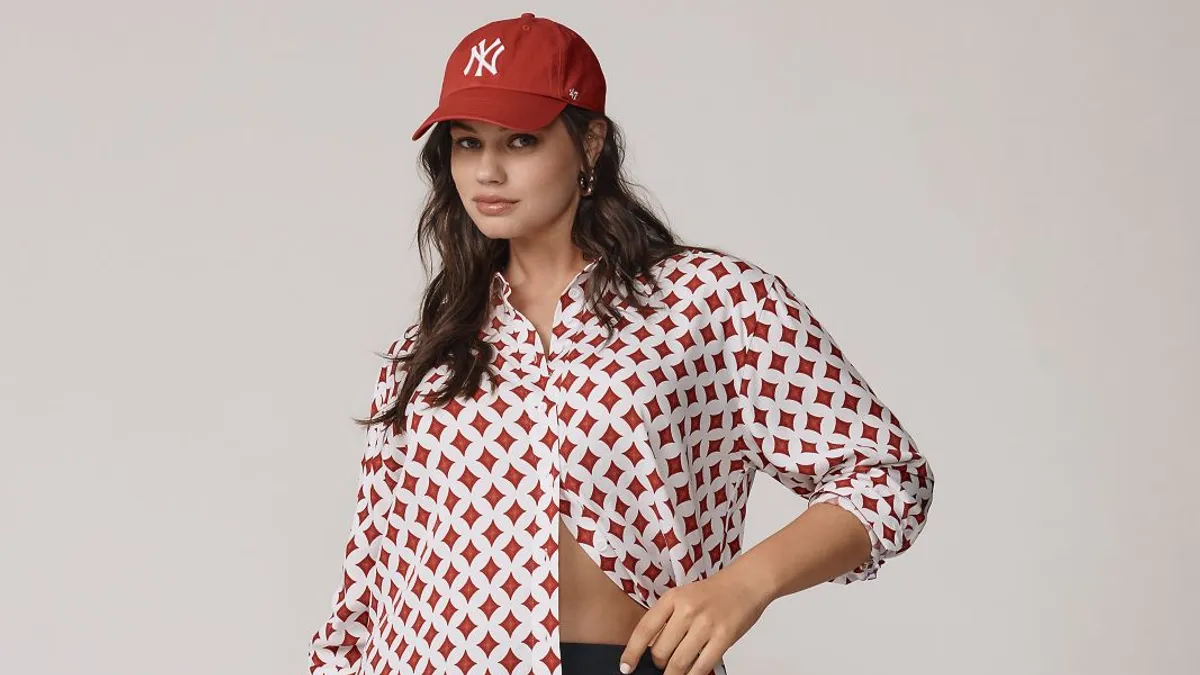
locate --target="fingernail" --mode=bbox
[619,662,631,674]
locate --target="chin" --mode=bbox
[471,216,532,239]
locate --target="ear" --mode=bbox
[582,119,608,169]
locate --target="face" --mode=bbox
[449,117,596,242]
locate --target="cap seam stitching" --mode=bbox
[444,82,568,103]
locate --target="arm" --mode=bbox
[724,501,875,603]
[733,272,934,589]
[308,331,415,674]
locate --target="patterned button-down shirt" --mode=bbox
[308,248,934,675]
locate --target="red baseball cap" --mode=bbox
[411,12,606,141]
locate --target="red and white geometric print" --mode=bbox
[308,249,934,675]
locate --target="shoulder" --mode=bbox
[380,323,420,366]
[367,323,421,411]
[650,247,778,306]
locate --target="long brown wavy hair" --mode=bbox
[355,104,731,434]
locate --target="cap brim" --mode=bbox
[411,87,568,141]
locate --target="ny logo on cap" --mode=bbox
[464,37,505,76]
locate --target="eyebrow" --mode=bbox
[448,121,510,132]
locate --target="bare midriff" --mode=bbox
[557,518,649,643]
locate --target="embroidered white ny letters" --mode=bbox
[463,38,505,76]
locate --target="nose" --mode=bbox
[474,147,505,184]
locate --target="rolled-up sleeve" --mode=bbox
[735,272,934,583]
[308,328,417,674]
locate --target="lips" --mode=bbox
[473,197,518,216]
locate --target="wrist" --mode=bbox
[722,553,782,609]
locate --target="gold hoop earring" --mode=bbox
[578,169,595,197]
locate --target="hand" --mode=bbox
[619,568,773,675]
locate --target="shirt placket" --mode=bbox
[536,312,578,674]
[497,271,591,674]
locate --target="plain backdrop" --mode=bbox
[2,1,1197,674]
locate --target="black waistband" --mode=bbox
[560,641,664,675]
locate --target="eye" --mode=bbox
[510,134,538,148]
[450,134,537,150]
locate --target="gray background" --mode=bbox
[2,1,1197,673]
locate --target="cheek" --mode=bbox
[450,156,472,193]
[523,156,578,203]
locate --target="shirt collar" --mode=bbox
[489,254,605,307]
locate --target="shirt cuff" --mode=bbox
[808,490,886,584]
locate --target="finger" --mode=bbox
[664,627,708,675]
[646,609,691,671]
[684,633,728,675]
[620,600,673,673]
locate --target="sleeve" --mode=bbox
[307,328,417,674]
[735,272,934,583]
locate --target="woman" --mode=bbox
[308,12,934,675]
